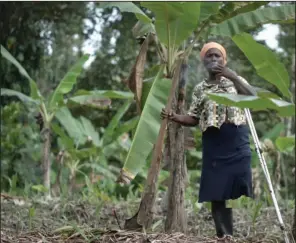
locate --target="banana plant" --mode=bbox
[52,105,136,192]
[101,1,295,229]
[1,45,133,198]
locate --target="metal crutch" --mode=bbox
[244,108,291,243]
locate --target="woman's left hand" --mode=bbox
[212,64,237,81]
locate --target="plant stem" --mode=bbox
[182,21,209,60]
[167,22,171,75]
[136,58,184,228]
[40,102,49,122]
[153,34,166,64]
[42,125,51,199]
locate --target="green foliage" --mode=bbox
[122,67,172,179]
[132,20,156,38]
[28,207,36,230]
[232,33,291,99]
[141,2,201,48]
[102,99,132,146]
[199,2,221,23]
[207,93,295,116]
[275,136,295,152]
[262,123,285,141]
[48,55,90,110]
[210,4,295,37]
[55,107,99,146]
[1,102,42,192]
[1,45,42,100]
[1,89,39,106]
[72,90,134,99]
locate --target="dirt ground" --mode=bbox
[1,195,294,243]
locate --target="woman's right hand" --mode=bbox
[160,108,175,120]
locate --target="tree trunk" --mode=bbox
[293,208,296,241]
[291,53,296,243]
[164,100,188,233]
[164,62,188,233]
[42,128,51,199]
[124,60,183,230]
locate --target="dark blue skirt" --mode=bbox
[198,123,253,203]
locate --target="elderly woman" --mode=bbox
[161,42,256,242]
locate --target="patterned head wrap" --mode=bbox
[200,42,227,65]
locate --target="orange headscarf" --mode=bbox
[200,42,227,65]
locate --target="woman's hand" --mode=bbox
[161,108,199,127]
[160,108,176,121]
[212,64,256,95]
[211,64,237,81]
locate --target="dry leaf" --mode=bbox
[126,34,151,114]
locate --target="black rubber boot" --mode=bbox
[211,201,233,238]
[223,207,233,236]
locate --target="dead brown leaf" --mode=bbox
[125,34,151,114]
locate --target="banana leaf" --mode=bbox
[207,93,295,117]
[66,95,111,109]
[199,2,221,23]
[112,117,139,141]
[55,107,87,145]
[132,20,155,38]
[210,2,269,24]
[1,45,42,100]
[1,88,39,105]
[232,33,291,99]
[275,136,295,152]
[55,106,101,147]
[79,116,101,147]
[262,123,285,141]
[49,55,89,110]
[141,2,200,49]
[51,123,75,149]
[72,89,134,99]
[210,4,295,37]
[121,66,172,180]
[102,99,132,146]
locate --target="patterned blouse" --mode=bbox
[187,76,248,132]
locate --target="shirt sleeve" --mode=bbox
[187,84,203,119]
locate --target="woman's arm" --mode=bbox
[161,109,199,127]
[227,74,257,96]
[212,64,257,96]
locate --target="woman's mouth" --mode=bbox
[207,62,218,69]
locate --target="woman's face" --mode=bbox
[203,48,224,74]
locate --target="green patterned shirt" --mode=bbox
[187,76,248,132]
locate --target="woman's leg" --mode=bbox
[211,200,233,238]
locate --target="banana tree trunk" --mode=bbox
[124,59,183,230]
[291,54,296,243]
[42,127,51,199]
[293,208,296,241]
[165,63,188,233]
[164,106,188,232]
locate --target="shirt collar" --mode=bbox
[203,76,228,88]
